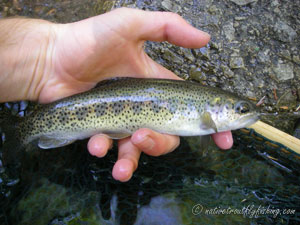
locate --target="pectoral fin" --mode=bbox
[200,112,218,133]
[38,137,76,149]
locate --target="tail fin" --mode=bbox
[0,105,23,166]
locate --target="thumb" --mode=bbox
[125,8,211,48]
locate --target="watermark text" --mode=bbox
[192,204,296,218]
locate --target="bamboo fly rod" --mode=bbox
[248,121,300,154]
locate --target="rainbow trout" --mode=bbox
[1,78,259,149]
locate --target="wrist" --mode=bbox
[0,18,57,102]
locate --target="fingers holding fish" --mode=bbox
[131,128,180,156]
[111,129,180,182]
[87,129,180,182]
[211,131,233,150]
[112,138,141,182]
[87,134,113,157]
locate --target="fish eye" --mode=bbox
[235,102,250,114]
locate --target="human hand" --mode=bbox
[0,8,233,181]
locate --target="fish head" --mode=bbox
[213,97,260,132]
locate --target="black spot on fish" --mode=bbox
[151,101,161,113]
[112,102,125,115]
[186,99,197,111]
[76,106,88,120]
[95,103,107,117]
[58,112,69,124]
[131,102,142,114]
[168,100,178,114]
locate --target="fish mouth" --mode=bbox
[218,112,260,132]
[235,113,260,129]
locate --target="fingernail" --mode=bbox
[133,135,155,151]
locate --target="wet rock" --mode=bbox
[8,7,16,15]
[229,57,245,69]
[273,62,294,81]
[255,79,265,89]
[223,21,235,42]
[210,41,221,51]
[202,12,220,27]
[293,55,300,65]
[198,46,210,60]
[189,66,206,82]
[278,49,292,61]
[221,65,234,78]
[276,90,298,109]
[271,0,280,7]
[295,66,300,79]
[94,0,115,14]
[179,48,195,62]
[257,50,270,63]
[162,49,184,64]
[208,5,218,15]
[247,25,260,37]
[0,7,8,18]
[273,20,297,43]
[235,16,247,21]
[210,76,218,83]
[34,6,49,15]
[293,120,300,139]
[229,0,257,6]
[3,6,9,12]
[161,0,181,13]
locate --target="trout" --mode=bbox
[0,78,259,149]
